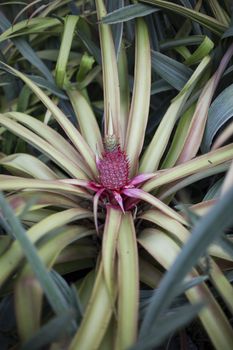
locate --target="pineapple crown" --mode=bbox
[104,134,118,152]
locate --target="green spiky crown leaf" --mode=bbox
[104,134,118,152]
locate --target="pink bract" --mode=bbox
[60,141,155,231]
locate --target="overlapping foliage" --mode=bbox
[0,1,233,349]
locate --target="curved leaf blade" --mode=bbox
[102,4,159,24]
[139,0,227,35]
[151,50,192,91]
[55,15,79,88]
[116,213,139,349]
[69,262,113,350]
[202,83,233,152]
[0,63,97,176]
[96,0,121,142]
[0,115,88,179]
[125,18,151,175]
[143,143,233,192]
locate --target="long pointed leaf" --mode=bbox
[116,213,139,349]
[118,43,130,145]
[125,18,151,175]
[0,153,58,180]
[0,175,90,198]
[55,15,79,88]
[143,143,233,192]
[102,207,122,298]
[177,43,233,164]
[102,4,158,24]
[0,193,70,316]
[140,56,210,173]
[96,0,121,141]
[0,63,97,176]
[7,192,79,214]
[133,303,204,350]
[202,83,233,152]
[69,262,113,350]
[139,186,233,347]
[68,89,103,153]
[138,228,233,350]
[0,115,88,179]
[15,277,43,342]
[139,0,227,35]
[140,209,189,242]
[0,208,92,287]
[123,188,187,225]
[4,112,87,171]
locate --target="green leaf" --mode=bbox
[102,207,122,298]
[207,0,230,26]
[139,257,162,288]
[50,270,83,322]
[208,257,233,315]
[180,275,208,293]
[0,193,70,317]
[140,208,188,243]
[125,18,151,175]
[15,277,43,342]
[0,236,11,255]
[222,25,233,39]
[217,236,233,262]
[7,191,79,214]
[138,228,233,350]
[159,162,229,200]
[0,17,60,42]
[177,43,233,164]
[28,75,67,99]
[139,0,227,35]
[55,15,79,88]
[96,0,121,142]
[102,4,159,24]
[184,36,214,66]
[139,186,233,339]
[116,213,139,349]
[143,143,233,192]
[77,269,96,312]
[4,112,89,175]
[0,153,58,179]
[76,52,95,82]
[203,178,223,200]
[108,0,124,58]
[69,262,113,350]
[202,83,233,152]
[75,65,101,91]
[151,50,192,91]
[17,85,32,112]
[0,207,92,286]
[123,188,186,225]
[77,28,102,65]
[118,43,130,142]
[161,103,195,169]
[159,35,205,51]
[19,226,94,281]
[0,64,97,176]
[21,310,75,350]
[0,115,88,179]
[132,303,204,349]
[67,89,103,153]
[0,175,90,198]
[0,13,56,82]
[140,56,210,173]
[151,79,173,95]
